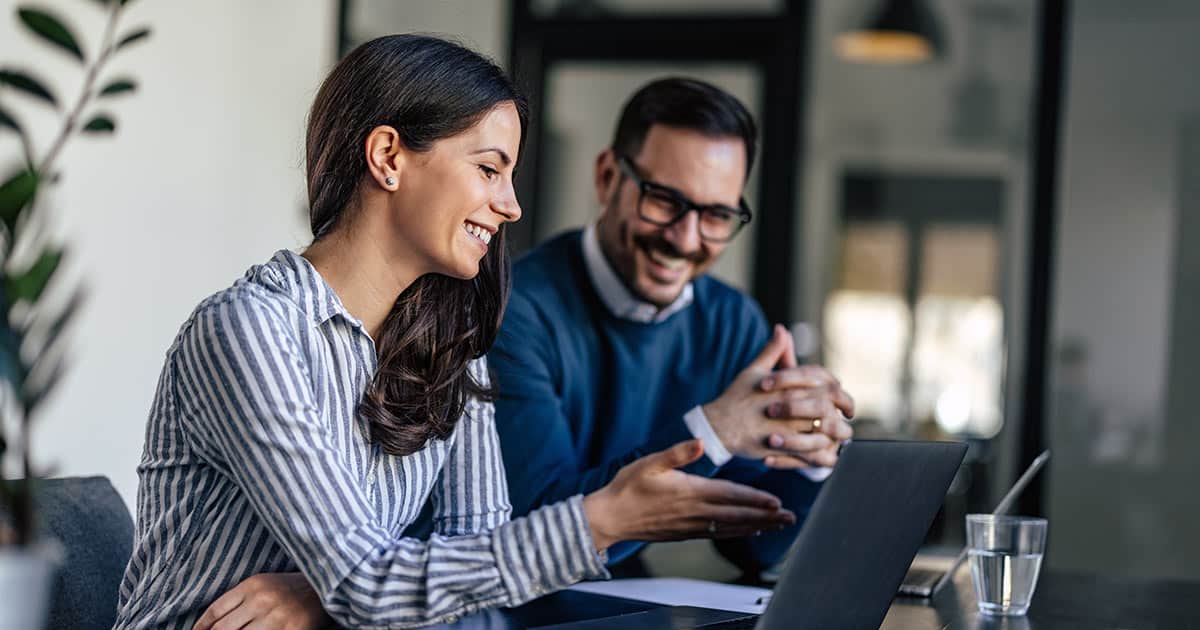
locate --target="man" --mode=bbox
[489,77,855,575]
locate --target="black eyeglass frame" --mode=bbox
[616,156,753,243]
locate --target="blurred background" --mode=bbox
[1,0,1197,584]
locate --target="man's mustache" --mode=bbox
[632,234,707,264]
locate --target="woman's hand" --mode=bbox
[583,439,796,551]
[193,572,332,630]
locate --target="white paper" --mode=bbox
[568,577,771,614]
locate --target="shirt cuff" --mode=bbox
[682,406,835,480]
[492,496,610,606]
[682,405,733,467]
[798,466,833,482]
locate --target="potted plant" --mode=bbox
[0,0,148,626]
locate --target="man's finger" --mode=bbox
[832,385,855,418]
[746,325,794,373]
[765,394,836,421]
[763,454,817,470]
[758,365,831,392]
[766,432,832,454]
[805,446,840,468]
[824,411,854,441]
[772,445,839,469]
[692,477,782,510]
[193,589,245,630]
[777,325,798,370]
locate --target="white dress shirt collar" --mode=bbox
[581,223,694,324]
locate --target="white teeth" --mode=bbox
[647,248,686,270]
[464,222,492,245]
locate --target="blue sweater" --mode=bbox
[489,230,821,567]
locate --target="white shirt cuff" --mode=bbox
[682,405,733,467]
[681,405,835,481]
[799,466,833,482]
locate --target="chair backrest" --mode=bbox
[35,476,134,630]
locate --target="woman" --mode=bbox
[114,35,793,629]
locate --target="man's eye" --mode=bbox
[704,208,737,224]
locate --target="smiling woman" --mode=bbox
[302,35,525,458]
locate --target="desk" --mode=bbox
[470,569,1200,629]
[883,568,1200,629]
[501,566,1195,624]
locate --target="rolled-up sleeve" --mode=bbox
[174,296,607,628]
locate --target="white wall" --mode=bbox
[0,0,337,508]
[346,0,507,63]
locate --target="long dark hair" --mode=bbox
[305,34,526,456]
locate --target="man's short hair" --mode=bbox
[611,77,758,178]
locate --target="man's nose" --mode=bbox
[662,209,703,254]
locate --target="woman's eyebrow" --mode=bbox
[470,147,511,166]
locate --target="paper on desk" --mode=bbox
[568,577,771,614]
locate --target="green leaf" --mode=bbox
[82,114,115,133]
[116,27,150,50]
[0,169,38,233]
[98,78,136,96]
[0,69,58,107]
[0,105,20,133]
[5,248,63,304]
[0,283,27,390]
[23,353,67,415]
[0,344,22,393]
[17,8,85,62]
[39,288,84,354]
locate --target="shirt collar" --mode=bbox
[580,223,694,324]
[265,249,364,329]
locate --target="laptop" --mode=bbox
[540,439,967,630]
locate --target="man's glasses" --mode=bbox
[616,156,752,243]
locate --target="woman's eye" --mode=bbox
[479,165,499,179]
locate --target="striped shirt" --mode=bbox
[114,250,608,629]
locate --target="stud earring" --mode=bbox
[385,176,396,186]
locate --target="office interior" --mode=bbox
[1,0,1197,605]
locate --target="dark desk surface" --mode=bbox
[433,569,1200,629]
[883,568,1200,629]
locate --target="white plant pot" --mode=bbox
[0,543,59,630]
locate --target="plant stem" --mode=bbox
[36,0,122,177]
[17,128,36,171]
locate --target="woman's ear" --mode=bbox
[365,125,405,191]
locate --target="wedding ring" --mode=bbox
[708,520,718,535]
[811,418,822,432]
